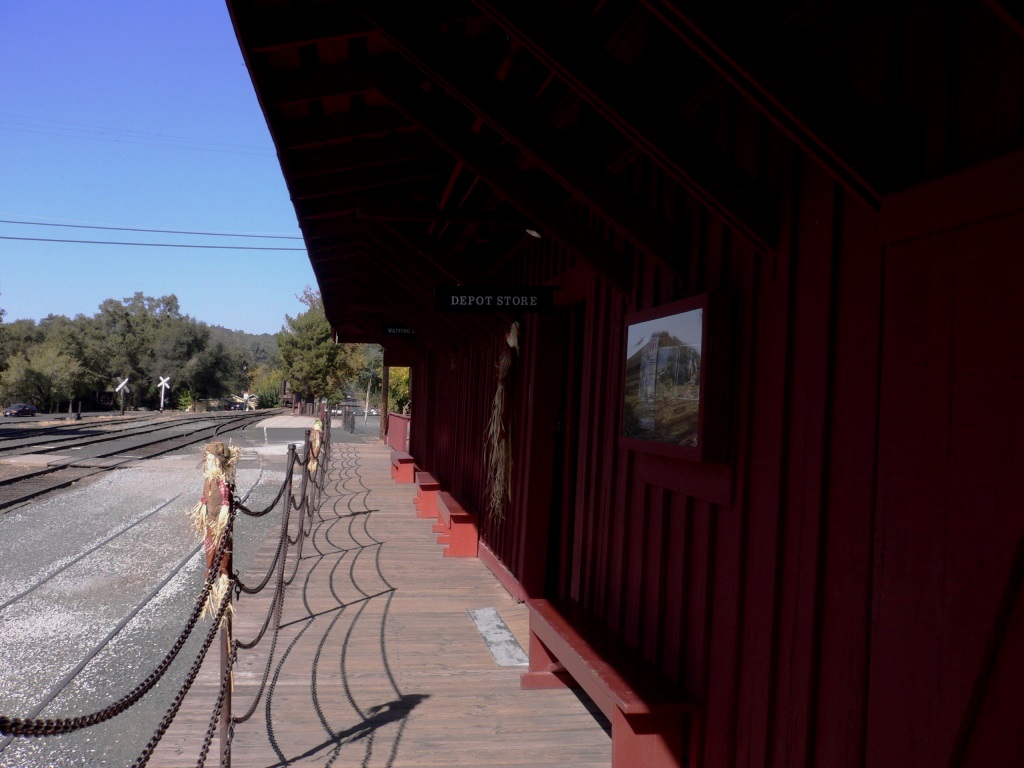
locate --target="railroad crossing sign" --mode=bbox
[158,376,170,411]
[115,376,130,415]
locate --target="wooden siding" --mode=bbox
[395,5,1024,768]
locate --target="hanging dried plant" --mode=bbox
[485,322,519,523]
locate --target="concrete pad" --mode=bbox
[0,453,67,467]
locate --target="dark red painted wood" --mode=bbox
[340,8,1024,768]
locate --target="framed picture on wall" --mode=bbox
[620,293,729,461]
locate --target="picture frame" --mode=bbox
[619,293,729,461]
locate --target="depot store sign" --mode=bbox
[435,286,553,312]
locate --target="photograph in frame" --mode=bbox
[622,303,703,447]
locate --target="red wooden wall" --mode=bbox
[402,5,1024,767]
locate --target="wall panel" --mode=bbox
[409,5,1024,767]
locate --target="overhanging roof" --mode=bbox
[227,1,893,345]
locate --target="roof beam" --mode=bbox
[362,220,469,286]
[346,7,688,274]
[289,162,447,200]
[356,205,519,226]
[639,0,886,206]
[355,65,632,294]
[233,6,374,51]
[313,256,447,342]
[282,134,434,179]
[470,0,781,250]
[275,108,413,149]
[260,63,371,106]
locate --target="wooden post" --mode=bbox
[380,365,390,441]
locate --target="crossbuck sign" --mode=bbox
[158,376,170,411]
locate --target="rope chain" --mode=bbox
[0,410,333,768]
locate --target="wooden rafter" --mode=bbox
[282,135,434,179]
[356,64,632,293]
[639,0,886,206]
[275,107,413,149]
[235,6,373,51]
[289,162,448,201]
[346,6,687,274]
[356,205,519,226]
[470,0,781,250]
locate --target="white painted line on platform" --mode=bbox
[468,607,529,667]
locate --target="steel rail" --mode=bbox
[0,413,266,511]
[0,411,273,459]
[0,462,268,755]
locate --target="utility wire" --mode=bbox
[0,113,274,156]
[0,218,303,240]
[0,235,306,251]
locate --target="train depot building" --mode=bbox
[227,2,1023,767]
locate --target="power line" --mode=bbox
[0,235,306,251]
[0,218,303,240]
[0,112,274,156]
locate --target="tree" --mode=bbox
[179,341,237,402]
[277,288,359,401]
[1,319,44,366]
[149,315,209,405]
[388,366,411,413]
[251,364,283,408]
[352,345,383,408]
[0,342,88,412]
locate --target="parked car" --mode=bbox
[3,403,37,417]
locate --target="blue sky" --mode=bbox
[0,1,318,335]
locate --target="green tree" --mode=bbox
[0,354,45,406]
[1,319,44,365]
[388,366,411,413]
[251,364,283,408]
[149,315,209,405]
[179,341,238,403]
[0,342,88,412]
[352,345,383,408]
[277,288,359,401]
[86,296,154,407]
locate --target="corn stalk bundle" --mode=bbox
[308,418,324,473]
[189,442,239,626]
[485,323,520,523]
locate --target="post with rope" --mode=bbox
[189,441,238,768]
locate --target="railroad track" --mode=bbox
[0,411,273,512]
[0,441,286,766]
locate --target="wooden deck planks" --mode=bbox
[150,442,610,767]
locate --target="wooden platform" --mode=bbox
[150,442,610,767]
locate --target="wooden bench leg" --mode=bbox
[521,631,576,689]
[416,490,438,519]
[444,514,478,557]
[611,710,685,768]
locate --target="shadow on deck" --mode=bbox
[152,442,610,768]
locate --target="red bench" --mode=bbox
[433,491,478,557]
[414,471,442,519]
[390,450,416,483]
[521,598,699,768]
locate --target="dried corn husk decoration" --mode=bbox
[203,572,234,621]
[190,441,239,625]
[308,418,323,474]
[485,322,519,522]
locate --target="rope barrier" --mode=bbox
[0,406,333,768]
